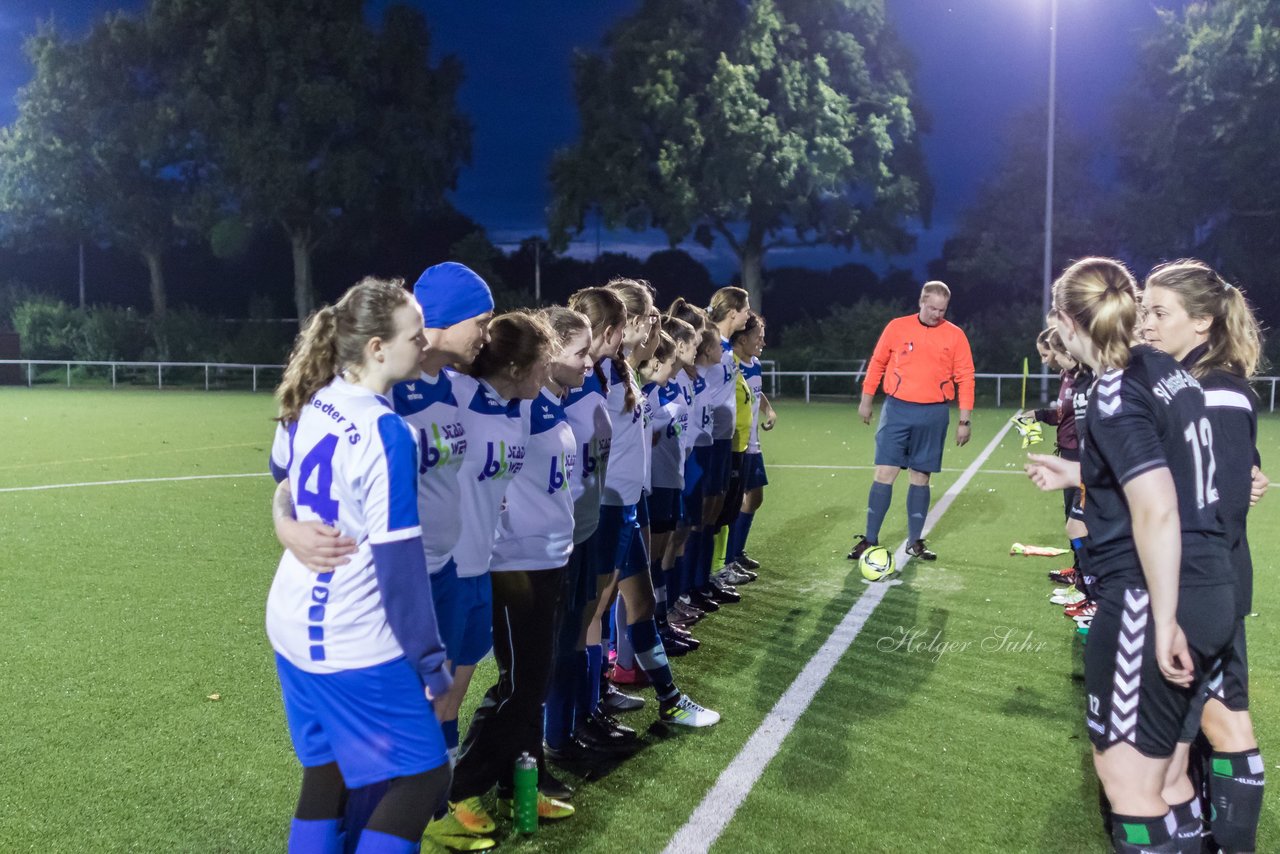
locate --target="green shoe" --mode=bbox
[497,792,575,821]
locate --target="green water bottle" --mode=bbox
[513,751,538,834]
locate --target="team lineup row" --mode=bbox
[1022,258,1266,854]
[263,263,773,853]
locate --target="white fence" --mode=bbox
[0,359,284,392]
[5,358,1280,413]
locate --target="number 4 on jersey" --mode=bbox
[296,434,340,525]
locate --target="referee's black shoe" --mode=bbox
[847,534,875,561]
[906,539,937,561]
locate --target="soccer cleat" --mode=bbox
[906,539,937,561]
[1050,589,1086,606]
[443,798,496,835]
[660,694,721,728]
[669,599,706,625]
[687,590,721,613]
[610,663,649,686]
[422,832,494,852]
[601,684,645,713]
[660,626,696,656]
[544,735,622,765]
[847,534,876,561]
[1049,567,1078,585]
[706,580,741,604]
[498,792,575,821]
[1064,600,1097,620]
[539,768,574,801]
[717,563,755,585]
[580,711,636,748]
[737,553,761,570]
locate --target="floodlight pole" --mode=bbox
[1039,0,1058,402]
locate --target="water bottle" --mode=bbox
[513,752,538,834]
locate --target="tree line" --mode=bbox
[2,0,1277,367]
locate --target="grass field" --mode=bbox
[1,388,1277,853]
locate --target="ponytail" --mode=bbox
[1144,259,1263,379]
[1052,257,1139,371]
[276,277,412,424]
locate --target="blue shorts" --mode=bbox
[430,559,493,667]
[598,503,648,579]
[648,487,684,534]
[636,493,650,529]
[699,439,733,496]
[743,453,769,491]
[276,654,448,788]
[874,397,949,473]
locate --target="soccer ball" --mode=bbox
[859,546,896,582]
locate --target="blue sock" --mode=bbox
[628,618,677,701]
[343,783,389,854]
[290,818,344,854]
[865,481,893,543]
[354,828,419,854]
[585,645,603,716]
[907,484,930,543]
[543,653,575,749]
[441,719,459,753]
[730,510,755,561]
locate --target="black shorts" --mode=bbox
[648,487,684,534]
[1180,617,1250,742]
[1063,486,1081,522]
[1085,582,1234,757]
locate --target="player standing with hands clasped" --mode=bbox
[849,281,975,563]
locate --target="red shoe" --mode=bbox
[611,664,649,686]
[1064,599,1096,619]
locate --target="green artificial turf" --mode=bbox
[0,389,1276,852]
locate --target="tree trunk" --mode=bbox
[739,229,765,313]
[142,248,168,359]
[290,228,315,325]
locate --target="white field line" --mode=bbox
[770,463,1026,475]
[663,420,1016,854]
[0,472,271,494]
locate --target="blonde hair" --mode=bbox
[276,277,411,424]
[469,310,557,385]
[1053,257,1139,371]
[661,315,698,350]
[709,286,749,322]
[667,297,708,330]
[639,330,677,380]
[1144,260,1263,379]
[569,286,626,337]
[921,281,951,301]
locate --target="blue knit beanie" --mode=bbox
[412,262,495,328]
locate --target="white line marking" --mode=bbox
[663,420,1015,854]
[0,472,271,494]
[770,463,1027,476]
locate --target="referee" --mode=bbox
[849,281,975,562]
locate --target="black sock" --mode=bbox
[1209,749,1264,853]
[1167,797,1204,852]
[1110,812,1177,853]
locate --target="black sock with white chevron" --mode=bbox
[1110,811,1178,853]
[1208,749,1264,853]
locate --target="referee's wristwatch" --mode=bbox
[958,420,971,426]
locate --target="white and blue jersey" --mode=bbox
[689,368,713,448]
[708,337,739,441]
[601,357,649,506]
[447,374,525,579]
[742,356,764,454]
[563,365,612,543]
[492,389,578,571]
[392,369,467,573]
[266,377,447,692]
[650,380,686,490]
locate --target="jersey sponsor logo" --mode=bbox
[419,422,465,472]
[547,452,577,494]
[478,440,524,481]
[1152,369,1202,405]
[580,441,597,478]
[666,413,687,439]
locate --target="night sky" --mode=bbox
[0,0,1188,281]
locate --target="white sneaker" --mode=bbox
[1050,589,1086,606]
[660,694,721,727]
[716,565,752,585]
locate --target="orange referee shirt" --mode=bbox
[861,314,975,410]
